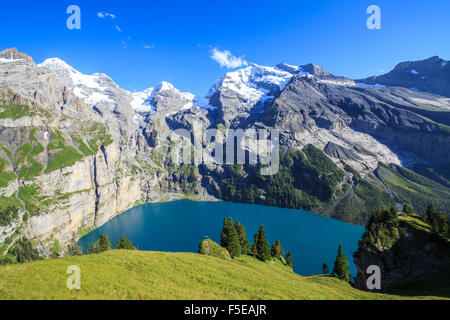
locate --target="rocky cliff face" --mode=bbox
[0,48,211,256]
[0,48,449,256]
[353,211,450,291]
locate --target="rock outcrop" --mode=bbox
[354,211,450,291]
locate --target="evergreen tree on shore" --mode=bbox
[88,232,111,254]
[253,225,271,261]
[235,221,250,254]
[333,244,351,283]
[115,234,136,250]
[286,251,293,268]
[220,217,242,258]
[271,240,284,259]
[99,232,111,252]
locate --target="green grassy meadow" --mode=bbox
[0,250,445,300]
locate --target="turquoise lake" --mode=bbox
[79,200,365,276]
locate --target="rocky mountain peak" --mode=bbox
[357,56,450,97]
[392,55,448,73]
[275,62,333,77]
[299,63,332,77]
[0,48,36,67]
[131,81,196,116]
[38,57,126,107]
[205,64,294,125]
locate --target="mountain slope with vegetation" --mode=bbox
[0,250,444,300]
[354,205,450,294]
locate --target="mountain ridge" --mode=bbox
[357,56,450,97]
[0,48,449,256]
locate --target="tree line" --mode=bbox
[86,233,138,254]
[219,217,294,268]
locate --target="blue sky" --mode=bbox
[0,0,449,95]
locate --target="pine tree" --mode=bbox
[98,232,111,252]
[67,244,82,256]
[235,221,250,254]
[116,234,136,250]
[250,243,256,256]
[220,218,228,248]
[322,263,329,274]
[333,244,351,283]
[285,251,293,268]
[221,218,241,258]
[254,225,271,261]
[271,240,284,259]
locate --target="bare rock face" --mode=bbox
[324,142,362,162]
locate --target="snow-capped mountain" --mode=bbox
[38,58,212,119]
[130,82,197,115]
[208,64,293,109]
[201,64,295,126]
[38,58,121,106]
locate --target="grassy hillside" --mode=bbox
[0,250,444,300]
[376,164,450,217]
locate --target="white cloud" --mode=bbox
[210,47,248,69]
[97,12,116,19]
[143,43,155,50]
[115,25,122,32]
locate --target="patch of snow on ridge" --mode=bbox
[131,87,155,112]
[357,83,387,88]
[318,79,356,86]
[193,96,216,110]
[0,58,24,64]
[410,69,419,75]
